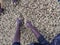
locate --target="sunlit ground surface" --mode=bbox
[0,0,60,45]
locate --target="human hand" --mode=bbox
[12,0,18,5]
[16,18,24,27]
[26,20,33,28]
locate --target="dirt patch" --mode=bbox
[0,0,60,45]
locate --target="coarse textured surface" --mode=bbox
[0,0,60,45]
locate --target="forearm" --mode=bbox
[31,26,50,45]
[13,26,20,42]
[30,26,41,39]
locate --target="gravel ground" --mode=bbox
[0,0,60,45]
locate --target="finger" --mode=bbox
[26,21,32,27]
